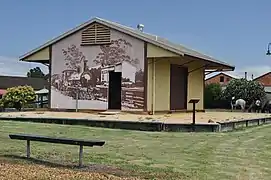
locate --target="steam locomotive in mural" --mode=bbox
[51,40,145,109]
[51,61,144,109]
[51,59,106,101]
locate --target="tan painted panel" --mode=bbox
[187,62,204,110]
[147,59,153,111]
[147,58,204,112]
[24,47,50,61]
[147,58,170,111]
[147,43,179,58]
[167,58,204,111]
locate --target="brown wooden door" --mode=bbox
[170,64,188,110]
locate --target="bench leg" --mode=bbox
[79,145,83,167]
[26,140,30,158]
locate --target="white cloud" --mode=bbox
[234,65,271,80]
[0,56,48,77]
[206,65,271,80]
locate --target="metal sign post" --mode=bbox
[75,87,79,112]
[188,99,200,132]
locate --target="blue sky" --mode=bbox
[0,0,270,78]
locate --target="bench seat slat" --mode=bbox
[9,134,105,147]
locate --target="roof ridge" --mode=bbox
[100,19,234,67]
[20,17,234,70]
[96,18,189,48]
[95,17,141,32]
[93,18,189,55]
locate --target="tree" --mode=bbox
[222,78,266,104]
[27,67,45,78]
[62,44,86,70]
[0,86,36,111]
[93,39,139,67]
[204,83,223,108]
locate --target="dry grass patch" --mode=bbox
[0,159,140,180]
[1,111,271,124]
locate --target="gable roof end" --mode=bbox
[253,72,271,81]
[20,17,234,70]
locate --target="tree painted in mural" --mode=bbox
[93,38,145,109]
[51,44,106,101]
[135,69,144,87]
[62,44,86,71]
[135,69,144,82]
[52,45,84,96]
[93,39,139,67]
[50,39,145,109]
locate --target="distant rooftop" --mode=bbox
[205,72,241,80]
[0,75,48,90]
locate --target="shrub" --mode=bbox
[222,78,266,104]
[204,83,223,108]
[0,86,36,111]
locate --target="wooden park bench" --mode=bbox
[9,134,105,167]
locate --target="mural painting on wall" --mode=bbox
[51,38,144,110]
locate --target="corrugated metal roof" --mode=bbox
[20,17,234,70]
[98,18,234,68]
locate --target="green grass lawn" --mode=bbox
[0,121,271,180]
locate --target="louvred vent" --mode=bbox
[81,23,111,45]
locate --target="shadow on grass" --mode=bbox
[1,154,75,168]
[0,154,132,177]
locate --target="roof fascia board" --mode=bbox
[184,54,234,70]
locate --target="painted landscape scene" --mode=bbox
[51,37,144,110]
